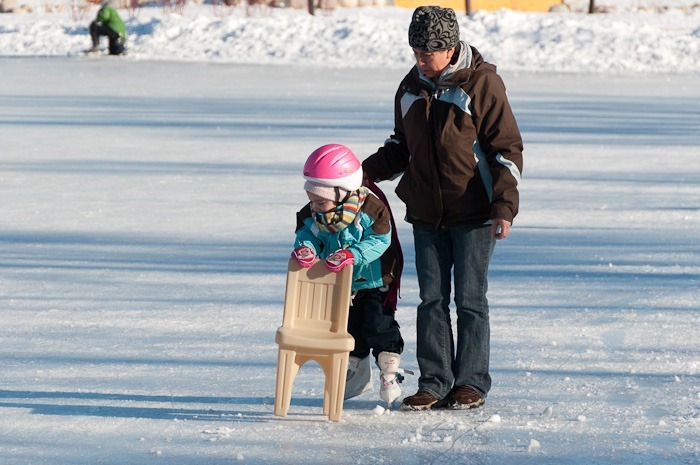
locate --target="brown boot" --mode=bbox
[400,390,444,411]
[448,385,485,409]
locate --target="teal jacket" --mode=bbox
[96,6,126,40]
[294,193,391,292]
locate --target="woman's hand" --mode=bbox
[491,218,511,240]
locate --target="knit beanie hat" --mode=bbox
[408,6,460,52]
[304,181,349,203]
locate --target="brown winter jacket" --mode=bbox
[363,43,523,230]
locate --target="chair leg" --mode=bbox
[274,348,300,417]
[323,352,349,422]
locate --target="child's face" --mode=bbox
[307,191,337,214]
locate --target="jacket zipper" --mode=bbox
[425,89,444,230]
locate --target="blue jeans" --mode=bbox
[413,225,495,400]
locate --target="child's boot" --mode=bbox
[344,355,372,400]
[377,352,410,406]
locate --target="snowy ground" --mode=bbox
[0,56,698,464]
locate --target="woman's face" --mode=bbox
[413,48,455,80]
[307,191,337,214]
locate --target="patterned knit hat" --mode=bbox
[408,6,460,51]
[304,181,349,203]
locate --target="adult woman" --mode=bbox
[362,6,524,410]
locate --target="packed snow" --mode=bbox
[1,1,699,464]
[0,1,699,74]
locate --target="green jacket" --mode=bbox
[96,6,126,40]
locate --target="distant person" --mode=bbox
[362,6,524,411]
[86,0,126,55]
[291,144,409,406]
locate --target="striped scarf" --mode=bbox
[312,187,369,233]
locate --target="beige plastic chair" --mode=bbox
[274,258,354,422]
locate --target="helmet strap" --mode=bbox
[335,188,353,204]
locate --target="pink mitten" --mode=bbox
[291,246,316,268]
[325,249,354,273]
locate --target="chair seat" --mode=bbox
[276,327,355,353]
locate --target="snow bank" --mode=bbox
[1,4,699,74]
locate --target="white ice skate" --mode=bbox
[377,352,413,407]
[344,355,372,400]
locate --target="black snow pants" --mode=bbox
[89,21,124,55]
[347,287,404,360]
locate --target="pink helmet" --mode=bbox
[303,144,363,192]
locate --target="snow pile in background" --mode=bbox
[1,3,699,74]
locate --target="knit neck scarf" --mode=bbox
[312,187,369,233]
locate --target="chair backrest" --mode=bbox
[281,259,353,334]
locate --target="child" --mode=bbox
[86,0,126,56]
[291,144,407,405]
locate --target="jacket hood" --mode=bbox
[414,42,496,90]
